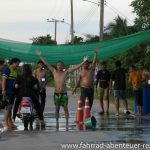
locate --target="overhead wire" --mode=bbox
[105,1,133,25]
[75,3,99,33]
[55,0,66,18]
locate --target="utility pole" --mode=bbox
[70,0,76,86]
[47,18,64,42]
[70,0,74,44]
[100,0,104,41]
[82,0,104,41]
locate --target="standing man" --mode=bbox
[33,60,49,113]
[2,58,20,130]
[110,60,130,117]
[35,50,88,130]
[96,61,111,115]
[129,63,145,116]
[72,49,98,110]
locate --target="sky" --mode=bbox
[0,0,136,44]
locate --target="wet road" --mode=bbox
[0,87,150,150]
[1,110,150,144]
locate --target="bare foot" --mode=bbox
[3,123,11,131]
[8,123,17,129]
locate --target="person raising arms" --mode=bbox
[35,50,88,130]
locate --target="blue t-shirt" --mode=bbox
[2,66,17,94]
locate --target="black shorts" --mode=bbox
[134,90,143,106]
[80,87,94,109]
[6,94,15,105]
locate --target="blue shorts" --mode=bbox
[114,90,126,100]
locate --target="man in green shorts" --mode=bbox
[36,50,88,130]
[54,93,68,107]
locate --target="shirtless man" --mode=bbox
[33,60,49,113]
[35,50,88,130]
[72,49,98,109]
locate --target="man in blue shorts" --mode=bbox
[110,61,130,117]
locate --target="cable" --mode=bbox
[76,4,98,31]
[47,0,57,19]
[106,0,113,3]
[63,32,70,44]
[105,1,133,25]
[55,0,66,18]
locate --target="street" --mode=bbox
[0,87,150,150]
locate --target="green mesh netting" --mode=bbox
[0,29,150,65]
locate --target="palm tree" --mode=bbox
[104,16,129,38]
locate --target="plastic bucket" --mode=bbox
[84,116,97,128]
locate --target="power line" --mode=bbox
[64,32,70,44]
[81,0,105,40]
[105,1,133,25]
[83,0,100,6]
[55,0,66,18]
[48,0,57,19]
[76,4,98,31]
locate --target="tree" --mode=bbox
[73,36,83,44]
[31,34,57,45]
[66,36,83,45]
[131,0,150,30]
[130,0,150,70]
[84,34,99,43]
[104,16,132,38]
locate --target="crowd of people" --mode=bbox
[0,48,149,131]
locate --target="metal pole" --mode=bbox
[70,0,74,44]
[47,18,64,42]
[100,0,104,41]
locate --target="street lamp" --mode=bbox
[82,0,104,41]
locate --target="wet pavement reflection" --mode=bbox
[0,110,150,144]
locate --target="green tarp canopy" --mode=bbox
[0,29,150,65]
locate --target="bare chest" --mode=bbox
[36,70,46,78]
[54,71,67,82]
[81,70,93,79]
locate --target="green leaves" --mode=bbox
[131,0,150,30]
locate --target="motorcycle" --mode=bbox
[17,97,34,130]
